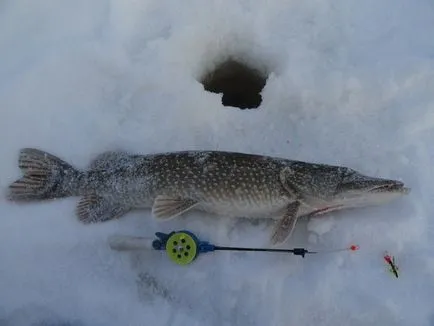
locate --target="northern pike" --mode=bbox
[7,148,410,245]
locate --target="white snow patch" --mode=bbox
[307,216,336,236]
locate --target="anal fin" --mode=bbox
[270,201,301,246]
[76,194,130,224]
[152,195,198,220]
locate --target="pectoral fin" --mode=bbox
[270,201,301,246]
[152,195,199,220]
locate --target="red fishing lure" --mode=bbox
[383,252,399,278]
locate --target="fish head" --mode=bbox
[284,162,410,212]
[331,167,411,209]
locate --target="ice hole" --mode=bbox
[201,59,268,109]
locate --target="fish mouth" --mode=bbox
[368,181,410,194]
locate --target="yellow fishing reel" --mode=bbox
[164,231,198,265]
[152,230,204,265]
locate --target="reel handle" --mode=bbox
[108,235,155,251]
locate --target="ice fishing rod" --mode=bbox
[108,230,359,266]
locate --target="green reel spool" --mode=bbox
[165,231,199,265]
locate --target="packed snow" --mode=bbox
[1,0,434,325]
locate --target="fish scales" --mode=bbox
[63,151,289,217]
[101,151,290,216]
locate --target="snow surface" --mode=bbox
[1,0,434,325]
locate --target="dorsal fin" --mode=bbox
[89,151,134,170]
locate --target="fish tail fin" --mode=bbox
[7,148,83,202]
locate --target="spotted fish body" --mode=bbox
[7,148,410,245]
[94,151,292,217]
